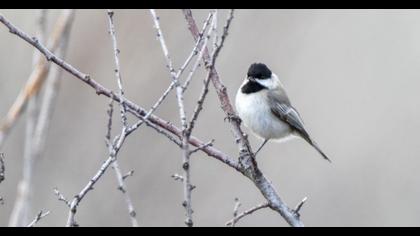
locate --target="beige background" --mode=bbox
[0,9,420,226]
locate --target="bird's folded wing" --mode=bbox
[268,93,311,143]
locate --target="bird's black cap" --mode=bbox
[247,63,272,80]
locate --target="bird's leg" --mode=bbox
[254,139,269,157]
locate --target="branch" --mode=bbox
[150,9,194,227]
[106,10,128,129]
[106,10,139,227]
[182,9,305,227]
[0,13,238,171]
[1,13,306,227]
[0,153,4,184]
[27,210,50,227]
[226,202,269,226]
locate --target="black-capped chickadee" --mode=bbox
[235,63,331,162]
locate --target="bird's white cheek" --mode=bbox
[256,78,276,90]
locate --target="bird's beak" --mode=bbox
[248,76,256,82]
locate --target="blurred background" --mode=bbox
[0,9,420,227]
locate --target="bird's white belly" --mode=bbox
[235,90,292,140]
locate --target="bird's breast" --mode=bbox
[235,89,292,140]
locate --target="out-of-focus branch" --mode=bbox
[182,9,305,227]
[9,9,49,227]
[27,210,50,227]
[0,10,75,149]
[225,202,269,226]
[0,153,4,184]
[9,10,75,227]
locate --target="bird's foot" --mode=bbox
[224,113,241,124]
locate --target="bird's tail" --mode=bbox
[310,141,331,163]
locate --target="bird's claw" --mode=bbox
[225,113,241,124]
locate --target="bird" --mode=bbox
[235,63,331,162]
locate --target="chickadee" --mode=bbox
[235,63,330,162]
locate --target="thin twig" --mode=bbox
[189,139,214,155]
[230,197,241,227]
[53,188,71,207]
[122,170,134,181]
[151,9,198,227]
[111,160,139,226]
[293,197,308,218]
[226,202,269,226]
[27,210,50,227]
[107,10,128,129]
[171,173,184,182]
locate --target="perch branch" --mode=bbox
[182,9,305,227]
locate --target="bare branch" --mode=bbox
[105,10,139,227]
[183,9,305,227]
[27,210,50,227]
[111,160,139,227]
[0,13,238,171]
[66,150,116,227]
[150,9,194,227]
[226,202,269,226]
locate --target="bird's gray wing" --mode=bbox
[268,92,331,162]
